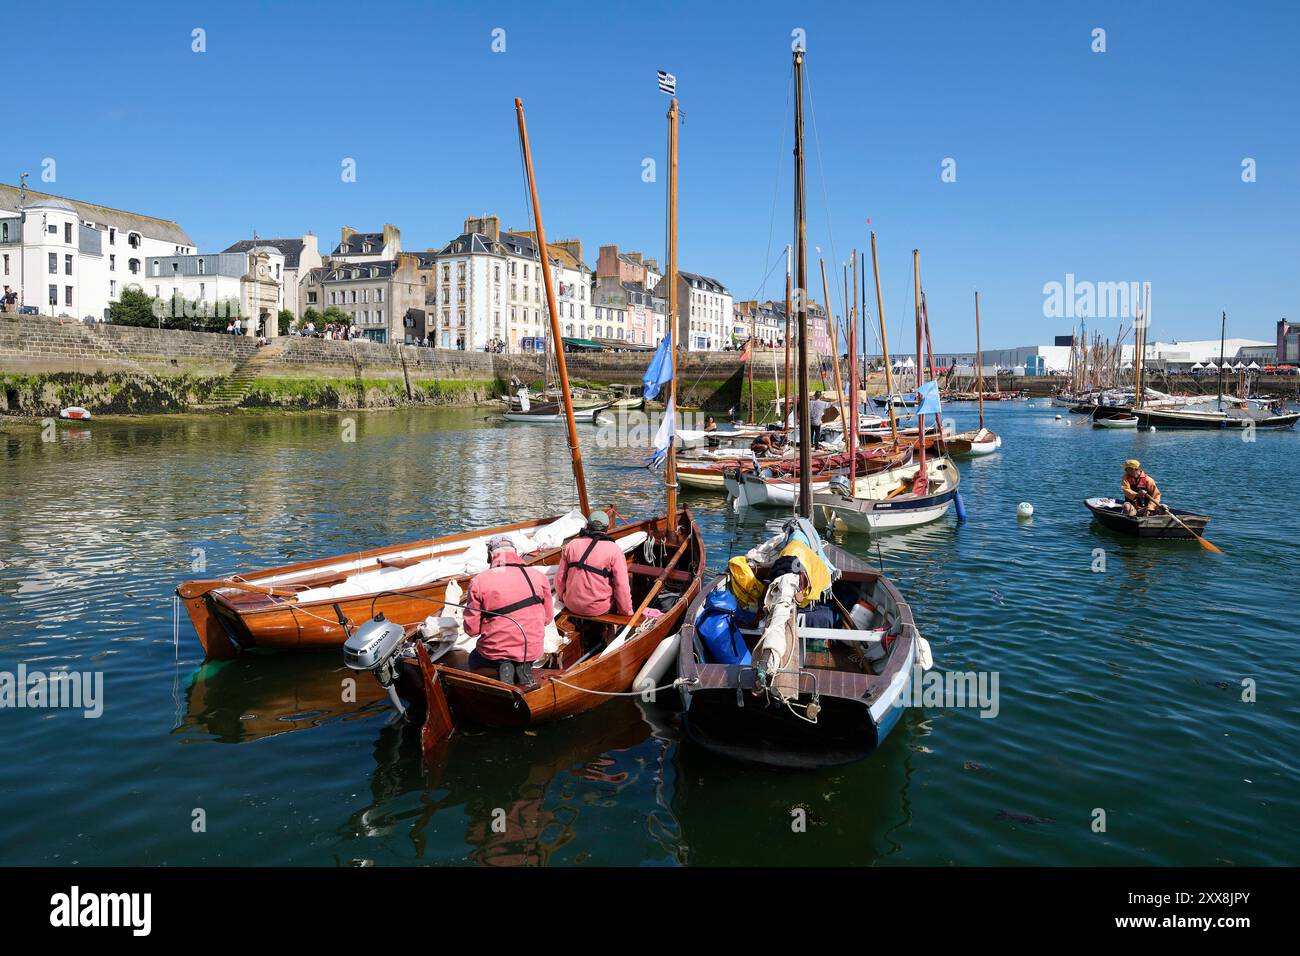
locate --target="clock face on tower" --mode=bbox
[258,264,267,277]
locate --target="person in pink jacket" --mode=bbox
[464,536,553,688]
[555,513,633,644]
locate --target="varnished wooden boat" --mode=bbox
[378,509,704,734]
[1084,497,1211,538]
[677,523,927,768]
[176,513,592,659]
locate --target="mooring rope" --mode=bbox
[546,675,698,698]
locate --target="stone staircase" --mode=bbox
[200,339,287,409]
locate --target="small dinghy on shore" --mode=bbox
[59,406,92,420]
[1084,497,1210,539]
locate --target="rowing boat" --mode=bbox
[1084,497,1211,538]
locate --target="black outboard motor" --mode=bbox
[341,610,409,717]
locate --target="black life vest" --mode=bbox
[569,536,615,582]
[486,564,545,616]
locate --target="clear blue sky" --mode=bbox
[11,1,1298,350]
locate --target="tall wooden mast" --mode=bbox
[870,231,899,444]
[820,256,847,435]
[975,291,985,431]
[912,249,927,492]
[848,250,859,484]
[783,246,792,430]
[515,98,588,514]
[665,97,680,520]
[793,49,811,516]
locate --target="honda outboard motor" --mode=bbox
[828,474,851,496]
[342,612,409,716]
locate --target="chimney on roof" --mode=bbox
[626,251,643,265]
[463,215,500,242]
[341,225,357,245]
[597,245,619,278]
[552,238,583,264]
[643,258,660,274]
[383,223,401,253]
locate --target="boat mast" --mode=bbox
[848,251,859,484]
[665,97,680,521]
[913,249,927,485]
[975,291,985,430]
[515,98,589,515]
[747,312,755,423]
[784,246,792,430]
[820,256,847,437]
[793,49,812,517]
[870,232,899,444]
[1217,310,1227,411]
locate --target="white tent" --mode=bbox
[1191,362,1204,371]
[1247,361,1261,370]
[1204,361,1219,371]
[1233,361,1246,370]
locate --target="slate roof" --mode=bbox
[333,232,386,256]
[0,183,193,245]
[223,237,307,268]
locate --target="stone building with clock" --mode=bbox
[135,246,288,337]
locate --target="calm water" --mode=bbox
[1,402,1297,866]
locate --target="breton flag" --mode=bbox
[657,70,677,95]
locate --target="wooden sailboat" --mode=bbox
[813,247,962,533]
[342,96,704,745]
[953,291,1002,455]
[677,49,931,767]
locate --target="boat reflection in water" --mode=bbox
[178,653,388,744]
[338,698,676,866]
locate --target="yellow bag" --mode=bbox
[778,540,831,606]
[728,556,765,607]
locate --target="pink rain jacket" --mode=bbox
[555,535,633,618]
[463,550,554,662]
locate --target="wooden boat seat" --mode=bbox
[627,563,693,584]
[797,626,886,643]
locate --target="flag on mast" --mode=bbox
[657,70,676,95]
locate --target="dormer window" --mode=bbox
[340,244,350,254]
[363,243,372,253]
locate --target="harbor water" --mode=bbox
[1,402,1296,866]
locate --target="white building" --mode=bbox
[0,183,193,319]
[142,248,287,336]
[432,215,592,351]
[659,271,732,351]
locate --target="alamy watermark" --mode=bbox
[1043,274,1150,321]
[0,665,103,718]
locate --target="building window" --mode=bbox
[307,291,317,304]
[128,232,141,248]
[65,254,73,275]
[376,309,383,325]
[109,254,115,272]
[48,285,57,305]
[350,290,357,303]
[2,253,7,275]
[65,286,73,306]
[48,253,57,273]
[129,258,140,274]
[110,280,116,297]
[109,228,116,245]
[197,258,205,275]
[48,224,57,235]
[199,282,205,299]
[64,222,72,243]
[376,289,383,303]
[152,260,161,276]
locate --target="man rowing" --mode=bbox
[1121,458,1163,517]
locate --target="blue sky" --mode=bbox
[10,1,1298,349]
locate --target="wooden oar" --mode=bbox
[1162,507,1223,554]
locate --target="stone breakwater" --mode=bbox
[0,315,753,415]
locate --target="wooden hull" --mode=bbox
[952,428,1000,455]
[177,513,591,659]
[1084,497,1211,538]
[677,544,919,769]
[392,511,705,728]
[815,458,961,533]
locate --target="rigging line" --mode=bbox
[758,67,794,305]
[516,112,580,508]
[804,60,841,334]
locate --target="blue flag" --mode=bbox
[916,379,942,417]
[642,327,674,400]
